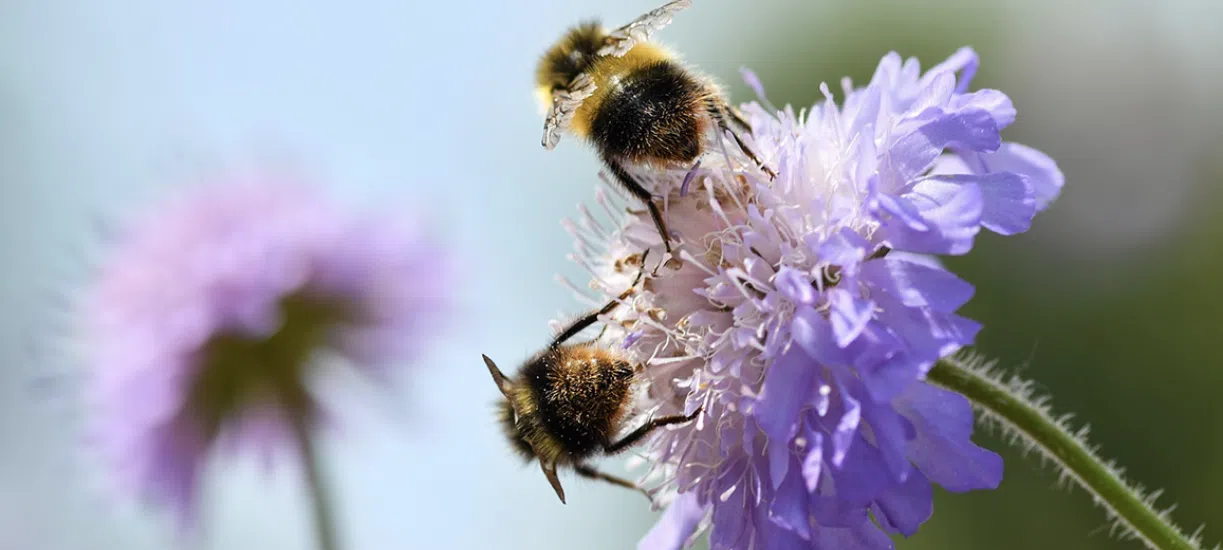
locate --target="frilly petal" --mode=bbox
[979,142,1065,211]
[859,257,976,313]
[754,348,816,442]
[871,468,933,536]
[883,109,1002,188]
[811,511,897,550]
[880,179,983,255]
[896,383,1004,492]
[768,462,813,539]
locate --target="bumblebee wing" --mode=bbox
[596,0,692,57]
[541,73,598,150]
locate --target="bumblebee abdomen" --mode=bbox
[497,399,536,460]
[525,347,636,460]
[590,60,710,165]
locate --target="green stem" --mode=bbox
[290,414,341,550]
[928,356,1203,550]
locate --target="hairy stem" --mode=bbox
[290,414,341,550]
[928,354,1206,550]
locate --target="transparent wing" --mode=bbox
[541,73,598,150]
[596,0,693,57]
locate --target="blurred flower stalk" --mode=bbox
[81,173,450,550]
[560,48,1207,549]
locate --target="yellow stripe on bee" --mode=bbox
[539,43,675,141]
[534,86,553,117]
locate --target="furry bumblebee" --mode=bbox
[482,253,700,503]
[536,0,774,254]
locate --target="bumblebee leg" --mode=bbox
[604,407,703,454]
[585,253,651,341]
[726,104,752,132]
[573,463,651,501]
[708,99,777,180]
[550,250,651,348]
[602,156,674,253]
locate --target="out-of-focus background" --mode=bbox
[1,0,1220,548]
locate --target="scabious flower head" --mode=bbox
[563,48,1063,549]
[82,174,450,527]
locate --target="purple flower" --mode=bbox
[82,174,450,528]
[562,48,1062,549]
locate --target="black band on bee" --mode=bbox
[524,351,634,456]
[591,61,706,164]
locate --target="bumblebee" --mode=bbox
[482,253,700,503]
[537,0,775,254]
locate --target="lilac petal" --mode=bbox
[924,47,979,93]
[857,351,924,403]
[710,467,749,549]
[896,383,1003,492]
[221,295,284,336]
[801,432,825,492]
[755,506,810,550]
[792,306,847,366]
[869,52,904,90]
[827,289,873,347]
[830,384,862,467]
[875,192,927,231]
[874,300,981,364]
[951,89,1015,129]
[830,436,894,506]
[904,175,983,219]
[767,436,791,490]
[147,424,206,530]
[754,348,814,441]
[929,172,1034,235]
[846,86,881,141]
[811,516,896,550]
[740,67,770,105]
[861,400,911,482]
[638,492,706,550]
[840,321,906,371]
[859,257,975,313]
[978,142,1065,211]
[884,109,1001,186]
[808,493,863,529]
[908,72,955,117]
[880,251,944,270]
[881,181,983,255]
[768,463,812,539]
[871,468,933,536]
[915,108,1002,156]
[774,267,816,305]
[816,228,871,266]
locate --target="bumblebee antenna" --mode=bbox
[482,354,513,398]
[540,461,567,504]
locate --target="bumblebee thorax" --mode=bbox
[567,43,675,138]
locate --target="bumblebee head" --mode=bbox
[534,21,605,114]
